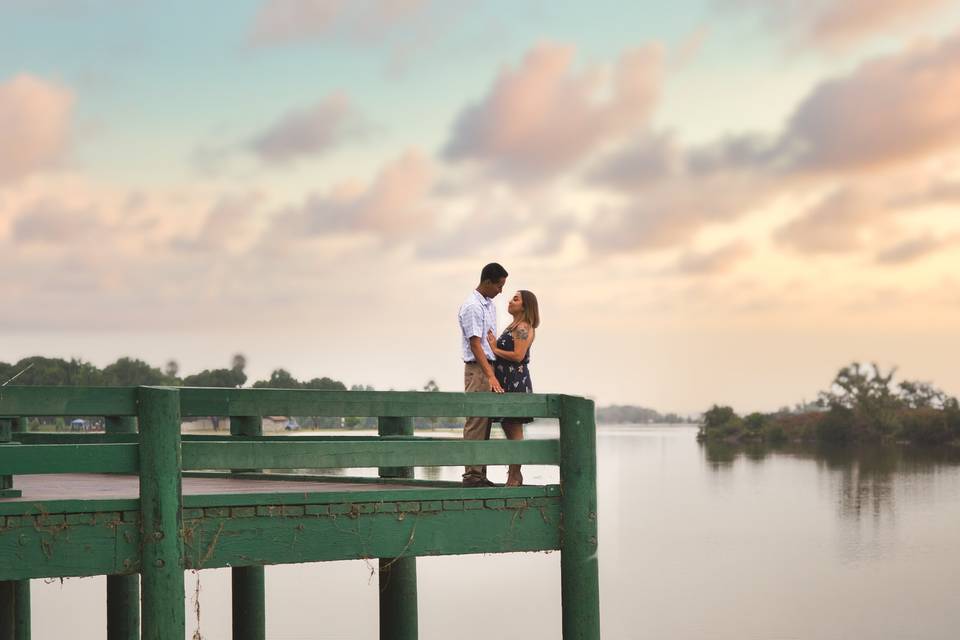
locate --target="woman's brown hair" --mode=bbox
[510,290,540,330]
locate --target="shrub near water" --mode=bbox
[699,363,960,447]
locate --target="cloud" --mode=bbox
[721,0,953,48]
[671,241,752,275]
[875,234,960,265]
[170,194,262,253]
[587,30,960,256]
[12,201,102,246]
[779,32,960,172]
[267,150,433,240]
[443,42,663,183]
[249,93,364,164]
[588,169,775,252]
[587,132,682,189]
[0,74,74,184]
[248,0,431,47]
[415,201,575,260]
[775,188,883,254]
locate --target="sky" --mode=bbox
[2,0,960,414]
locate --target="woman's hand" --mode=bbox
[486,330,497,350]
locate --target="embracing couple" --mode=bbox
[457,262,540,488]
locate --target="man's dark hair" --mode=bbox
[480,262,508,283]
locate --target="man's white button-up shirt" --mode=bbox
[458,289,497,362]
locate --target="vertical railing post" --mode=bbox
[230,416,266,640]
[105,416,140,640]
[4,418,29,639]
[0,580,13,640]
[377,416,418,640]
[137,387,184,640]
[0,578,29,640]
[12,580,29,640]
[0,418,21,498]
[559,395,600,640]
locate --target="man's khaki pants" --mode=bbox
[462,362,492,480]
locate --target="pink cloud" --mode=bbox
[775,188,882,254]
[444,42,663,182]
[722,0,952,47]
[269,150,433,239]
[250,93,363,164]
[782,31,960,172]
[0,74,74,184]
[587,30,960,256]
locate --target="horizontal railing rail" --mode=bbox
[0,443,139,474]
[181,439,559,470]
[0,386,562,418]
[0,439,558,475]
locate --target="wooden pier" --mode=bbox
[0,386,599,639]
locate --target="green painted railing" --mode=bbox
[0,386,599,640]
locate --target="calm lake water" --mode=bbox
[29,425,960,639]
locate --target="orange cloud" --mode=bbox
[444,42,663,182]
[875,233,960,265]
[722,0,952,47]
[268,150,433,239]
[782,31,960,172]
[671,241,753,275]
[0,75,73,184]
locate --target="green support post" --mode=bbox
[5,419,30,639]
[137,387,184,640]
[0,580,13,640]
[559,396,600,640]
[105,416,140,640]
[230,416,266,640]
[0,419,20,498]
[0,579,31,640]
[13,580,29,640]
[232,566,265,640]
[377,416,418,640]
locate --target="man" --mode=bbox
[458,262,507,487]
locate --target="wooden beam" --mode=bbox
[182,439,560,471]
[182,498,561,570]
[179,388,560,419]
[0,443,139,474]
[0,387,137,417]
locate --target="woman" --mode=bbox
[486,290,540,487]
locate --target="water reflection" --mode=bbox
[700,439,960,522]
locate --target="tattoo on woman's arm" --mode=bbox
[516,327,529,341]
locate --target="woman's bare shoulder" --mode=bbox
[513,322,534,339]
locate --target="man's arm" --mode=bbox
[469,337,504,393]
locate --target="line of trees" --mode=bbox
[1,355,459,431]
[0,354,350,390]
[699,362,960,446]
[595,405,694,424]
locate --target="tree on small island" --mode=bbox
[699,362,960,446]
